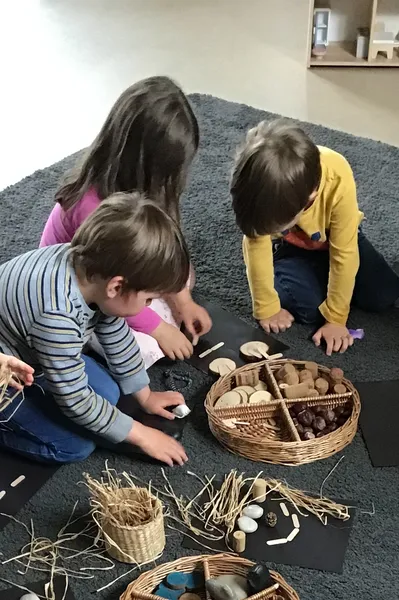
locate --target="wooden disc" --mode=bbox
[215,390,242,408]
[209,357,236,376]
[234,385,256,403]
[249,390,272,404]
[240,341,269,359]
[254,381,268,392]
[180,594,202,600]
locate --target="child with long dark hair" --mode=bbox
[40,76,211,366]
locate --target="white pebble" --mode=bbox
[172,404,191,418]
[243,504,264,519]
[20,594,40,600]
[237,516,258,533]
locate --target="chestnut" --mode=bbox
[292,402,307,415]
[302,431,316,440]
[297,409,314,427]
[313,416,326,432]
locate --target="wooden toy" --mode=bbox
[232,530,246,553]
[209,358,236,377]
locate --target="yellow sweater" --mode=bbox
[243,147,363,326]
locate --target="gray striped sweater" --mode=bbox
[0,244,149,443]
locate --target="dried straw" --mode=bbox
[0,365,17,413]
[0,502,115,600]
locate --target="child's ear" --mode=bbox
[105,276,125,299]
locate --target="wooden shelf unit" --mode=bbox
[307,0,399,67]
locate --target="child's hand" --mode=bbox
[0,352,34,390]
[313,323,354,356]
[126,422,188,466]
[259,309,294,333]
[152,321,193,360]
[136,388,185,420]
[180,301,212,346]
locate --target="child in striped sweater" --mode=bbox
[0,193,189,466]
[40,76,211,368]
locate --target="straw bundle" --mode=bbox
[84,467,165,565]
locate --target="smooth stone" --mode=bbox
[206,575,248,600]
[247,563,274,595]
[20,596,40,600]
[237,515,258,533]
[243,504,264,519]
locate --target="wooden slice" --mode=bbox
[215,390,242,409]
[240,341,269,359]
[249,390,273,404]
[209,357,236,376]
[254,381,268,392]
[234,385,256,403]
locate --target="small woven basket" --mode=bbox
[102,488,165,564]
[120,553,299,600]
[205,359,360,466]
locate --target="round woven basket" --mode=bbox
[120,553,299,600]
[205,359,361,466]
[102,488,165,564]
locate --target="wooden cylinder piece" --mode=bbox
[232,530,246,553]
[315,378,329,395]
[252,478,267,502]
[283,382,312,399]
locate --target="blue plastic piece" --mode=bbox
[154,584,181,599]
[165,572,189,590]
[185,571,205,591]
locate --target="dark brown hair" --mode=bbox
[56,76,199,223]
[70,192,190,294]
[231,120,321,237]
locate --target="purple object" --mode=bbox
[348,329,365,340]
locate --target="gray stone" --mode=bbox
[242,504,264,519]
[237,515,258,533]
[206,575,248,600]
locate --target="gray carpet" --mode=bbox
[0,94,398,599]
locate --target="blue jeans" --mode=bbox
[0,356,120,464]
[274,231,399,325]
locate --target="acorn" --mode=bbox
[265,512,278,527]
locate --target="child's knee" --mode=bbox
[294,306,322,326]
[50,439,96,463]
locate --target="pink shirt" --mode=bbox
[40,189,162,334]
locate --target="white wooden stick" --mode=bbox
[287,527,300,542]
[280,502,289,516]
[267,538,288,546]
[292,513,300,528]
[0,491,6,500]
[10,475,25,488]
[199,342,224,359]
[267,353,284,361]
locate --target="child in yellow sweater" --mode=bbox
[231,120,399,355]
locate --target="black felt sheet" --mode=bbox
[356,380,399,467]
[183,493,355,573]
[0,450,58,531]
[187,298,289,374]
[0,576,75,599]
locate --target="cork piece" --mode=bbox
[283,371,299,386]
[249,390,273,404]
[307,388,319,396]
[254,381,268,392]
[209,357,236,377]
[304,361,318,379]
[329,367,344,384]
[252,478,267,502]
[232,530,246,553]
[215,390,242,409]
[276,363,295,380]
[315,378,329,395]
[299,369,313,383]
[240,341,269,359]
[333,383,347,395]
[283,382,312,399]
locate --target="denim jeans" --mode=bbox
[273,230,399,325]
[0,355,120,464]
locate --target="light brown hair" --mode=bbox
[56,76,199,223]
[70,192,190,294]
[231,119,321,237]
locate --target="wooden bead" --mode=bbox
[304,361,318,379]
[232,530,246,553]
